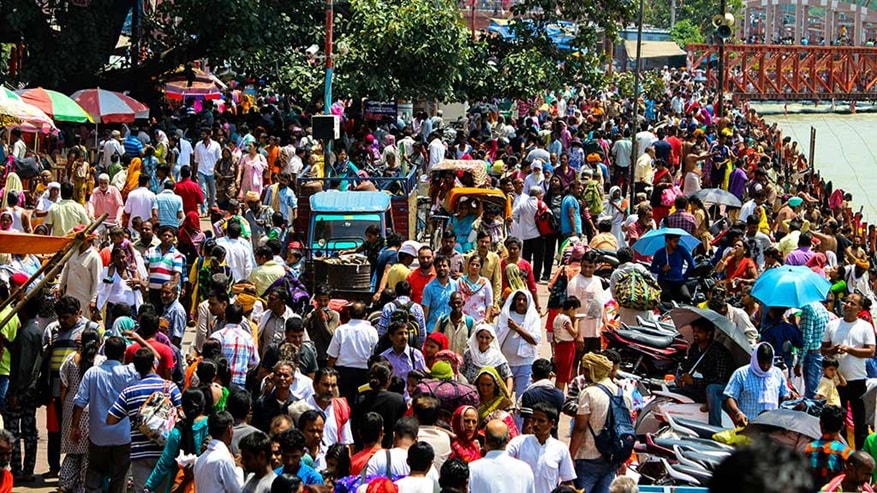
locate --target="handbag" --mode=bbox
[614,268,661,311]
[547,267,569,309]
[535,199,558,236]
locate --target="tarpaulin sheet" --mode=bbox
[0,231,73,255]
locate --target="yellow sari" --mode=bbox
[122,157,143,199]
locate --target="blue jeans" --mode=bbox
[510,364,532,431]
[0,375,9,410]
[706,383,726,426]
[803,351,823,399]
[198,172,216,211]
[574,457,616,493]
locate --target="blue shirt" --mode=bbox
[73,360,140,446]
[154,190,184,227]
[276,463,324,486]
[560,195,581,235]
[264,185,297,222]
[723,365,789,420]
[380,346,427,386]
[163,300,188,341]
[421,278,458,332]
[108,373,183,460]
[650,246,695,282]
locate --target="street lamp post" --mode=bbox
[717,0,728,118]
[628,0,645,206]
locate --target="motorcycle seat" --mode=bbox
[673,463,714,482]
[616,329,675,349]
[654,437,732,453]
[680,449,727,469]
[674,418,731,440]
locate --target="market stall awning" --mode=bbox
[0,231,73,255]
[624,40,686,59]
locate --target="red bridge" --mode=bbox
[687,43,877,100]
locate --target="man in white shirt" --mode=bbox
[304,368,354,455]
[822,292,876,449]
[194,127,221,210]
[468,419,535,493]
[176,130,194,168]
[427,132,445,170]
[366,417,440,482]
[10,128,26,159]
[122,174,157,228]
[59,238,102,320]
[194,412,244,493]
[101,130,124,171]
[635,123,657,157]
[327,302,378,402]
[215,220,254,282]
[394,442,440,493]
[412,396,451,471]
[567,252,610,354]
[507,402,576,493]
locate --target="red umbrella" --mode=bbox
[70,88,149,123]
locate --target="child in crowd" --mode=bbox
[816,358,846,407]
[553,296,581,392]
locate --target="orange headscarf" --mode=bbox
[123,157,143,199]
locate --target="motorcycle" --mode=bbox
[603,317,690,377]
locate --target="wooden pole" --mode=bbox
[809,126,816,169]
[0,213,108,330]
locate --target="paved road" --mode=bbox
[18,271,559,492]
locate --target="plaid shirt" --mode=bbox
[210,323,260,386]
[723,365,789,419]
[663,211,698,235]
[804,435,852,487]
[681,342,734,393]
[800,302,831,351]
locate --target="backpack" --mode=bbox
[583,181,603,215]
[374,299,422,354]
[264,270,311,315]
[535,199,558,236]
[414,379,480,419]
[437,314,474,338]
[613,268,661,311]
[547,267,569,309]
[138,382,178,446]
[588,384,636,467]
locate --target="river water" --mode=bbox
[756,111,877,222]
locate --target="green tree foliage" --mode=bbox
[613,71,666,99]
[474,0,634,99]
[333,0,473,102]
[670,19,705,49]
[644,0,744,35]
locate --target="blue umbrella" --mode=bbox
[751,265,831,308]
[632,227,700,256]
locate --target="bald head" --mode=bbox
[484,419,509,451]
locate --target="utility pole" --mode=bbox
[324,0,334,170]
[671,0,676,29]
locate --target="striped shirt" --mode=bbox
[210,324,260,386]
[45,318,96,397]
[145,244,185,290]
[108,374,182,460]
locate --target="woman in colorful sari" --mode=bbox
[237,141,267,201]
[68,147,91,205]
[177,211,205,267]
[716,238,758,292]
[449,405,483,463]
[448,198,478,253]
[458,255,493,322]
[122,156,143,201]
[153,129,170,165]
[474,366,519,437]
[1,172,27,209]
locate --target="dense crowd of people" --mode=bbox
[0,66,876,493]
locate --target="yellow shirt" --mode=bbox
[386,263,411,293]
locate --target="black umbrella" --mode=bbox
[669,306,754,368]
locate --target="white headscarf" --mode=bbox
[495,289,542,359]
[155,129,170,146]
[466,323,508,369]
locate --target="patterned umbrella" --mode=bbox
[1,87,21,101]
[70,88,149,123]
[0,89,55,132]
[17,87,93,123]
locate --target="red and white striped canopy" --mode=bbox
[70,88,150,124]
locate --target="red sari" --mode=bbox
[449,405,483,463]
